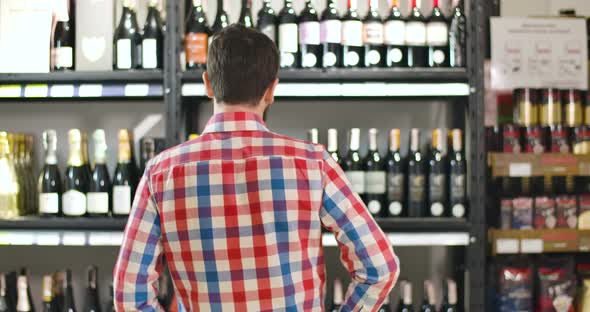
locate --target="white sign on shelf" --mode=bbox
[491,17,588,90]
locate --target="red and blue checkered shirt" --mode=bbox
[114,111,399,311]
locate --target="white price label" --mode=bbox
[496,238,519,254]
[509,163,532,177]
[50,85,75,97]
[62,232,87,246]
[124,84,150,97]
[521,239,543,253]
[0,85,22,98]
[79,84,103,97]
[24,84,48,98]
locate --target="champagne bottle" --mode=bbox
[0,132,19,219]
[25,135,37,215]
[12,134,26,215]
[84,266,100,312]
[398,281,414,312]
[113,130,138,217]
[330,279,344,312]
[307,128,319,144]
[17,135,32,215]
[16,276,31,312]
[408,129,425,217]
[142,0,164,69]
[41,275,53,312]
[52,0,75,70]
[63,129,88,217]
[327,128,341,164]
[39,130,62,217]
[440,279,458,312]
[63,270,77,312]
[427,129,447,217]
[449,129,467,218]
[114,0,142,70]
[0,274,8,312]
[257,0,277,42]
[320,0,341,68]
[81,132,92,194]
[385,129,405,217]
[238,0,254,27]
[343,128,365,197]
[364,128,386,217]
[87,130,111,217]
[420,280,436,312]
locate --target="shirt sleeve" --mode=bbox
[113,165,165,312]
[319,150,400,312]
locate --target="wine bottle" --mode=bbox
[405,0,427,67]
[363,0,385,67]
[12,134,26,215]
[238,0,254,27]
[341,0,363,67]
[17,134,33,215]
[81,132,92,192]
[426,0,449,67]
[0,274,7,312]
[427,128,447,217]
[307,128,319,144]
[185,0,210,70]
[0,132,20,219]
[386,129,405,217]
[87,130,111,217]
[278,0,299,68]
[398,281,413,312]
[407,129,425,217]
[84,266,100,312]
[140,138,156,174]
[320,0,341,68]
[384,0,407,67]
[257,0,277,41]
[63,129,88,217]
[16,276,31,312]
[25,135,37,215]
[364,128,386,217]
[299,0,321,68]
[113,130,138,217]
[327,128,341,164]
[39,130,62,217]
[51,272,65,312]
[142,0,164,69]
[53,0,75,70]
[449,129,467,218]
[63,270,77,312]
[420,280,436,312]
[330,279,344,312]
[114,0,142,70]
[41,276,52,312]
[211,0,229,34]
[343,128,365,197]
[448,0,466,67]
[440,279,458,312]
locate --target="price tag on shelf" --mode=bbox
[124,84,150,97]
[496,238,519,254]
[0,85,21,97]
[88,232,119,246]
[0,233,11,245]
[36,232,61,246]
[79,84,103,97]
[61,232,87,246]
[520,238,543,253]
[509,163,532,177]
[111,232,124,245]
[24,84,48,97]
[9,232,35,245]
[49,84,75,97]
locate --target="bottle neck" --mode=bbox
[389,129,400,152]
[284,0,293,8]
[431,129,443,152]
[410,129,420,152]
[242,0,251,9]
[349,129,360,152]
[45,146,58,165]
[412,0,418,9]
[452,129,462,152]
[368,129,378,151]
[44,132,58,165]
[327,129,338,152]
[347,0,357,12]
[447,280,458,305]
[68,142,83,167]
[16,277,30,312]
[217,0,225,12]
[333,280,343,305]
[118,141,132,164]
[391,0,398,8]
[42,276,52,303]
[308,129,319,144]
[403,282,413,305]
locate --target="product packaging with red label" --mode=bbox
[556,195,578,228]
[503,124,522,153]
[537,256,576,312]
[499,266,533,312]
[550,125,571,153]
[534,196,557,229]
[512,197,533,229]
[524,126,546,154]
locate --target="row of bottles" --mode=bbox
[308,128,467,218]
[0,133,36,220]
[329,278,459,312]
[0,267,114,312]
[185,0,466,69]
[52,0,165,71]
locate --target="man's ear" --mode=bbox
[202,71,214,99]
[262,78,279,105]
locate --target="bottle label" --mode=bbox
[387,173,404,201]
[345,170,366,194]
[113,185,132,215]
[405,21,426,46]
[367,200,382,215]
[299,21,320,45]
[260,25,276,42]
[142,38,158,69]
[426,21,448,46]
[320,20,342,44]
[116,39,132,69]
[450,173,465,201]
[366,49,382,65]
[388,201,403,216]
[344,50,360,67]
[451,204,465,218]
[341,20,363,47]
[408,174,425,203]
[363,22,383,45]
[62,190,87,216]
[429,173,446,201]
[279,23,299,53]
[388,47,404,64]
[186,33,208,65]
[53,47,73,68]
[365,171,386,194]
[556,195,578,229]
[384,20,405,45]
[39,193,59,214]
[323,51,338,67]
[87,192,109,214]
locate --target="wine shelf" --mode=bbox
[489,152,590,177]
[0,217,470,247]
[182,68,471,97]
[489,228,590,255]
[0,70,164,98]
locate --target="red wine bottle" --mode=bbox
[426,0,449,67]
[320,0,341,68]
[386,129,405,217]
[342,128,366,197]
[427,128,447,217]
[341,0,363,67]
[278,0,299,68]
[449,129,467,218]
[405,0,427,67]
[53,0,75,71]
[363,0,385,67]
[238,0,254,27]
[408,129,425,217]
[363,129,386,217]
[299,0,321,68]
[185,0,210,70]
[142,0,164,69]
[384,0,407,67]
[449,0,466,67]
[257,0,277,42]
[327,128,341,164]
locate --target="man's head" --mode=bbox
[203,24,280,110]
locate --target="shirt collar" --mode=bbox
[202,112,270,134]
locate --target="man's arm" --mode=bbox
[320,150,400,312]
[113,166,164,311]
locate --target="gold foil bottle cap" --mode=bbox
[0,132,9,156]
[389,129,401,151]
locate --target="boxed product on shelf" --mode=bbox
[75,0,115,71]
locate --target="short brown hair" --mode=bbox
[207,24,279,106]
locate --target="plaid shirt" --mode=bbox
[114,111,399,312]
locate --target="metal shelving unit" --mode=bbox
[0,0,489,310]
